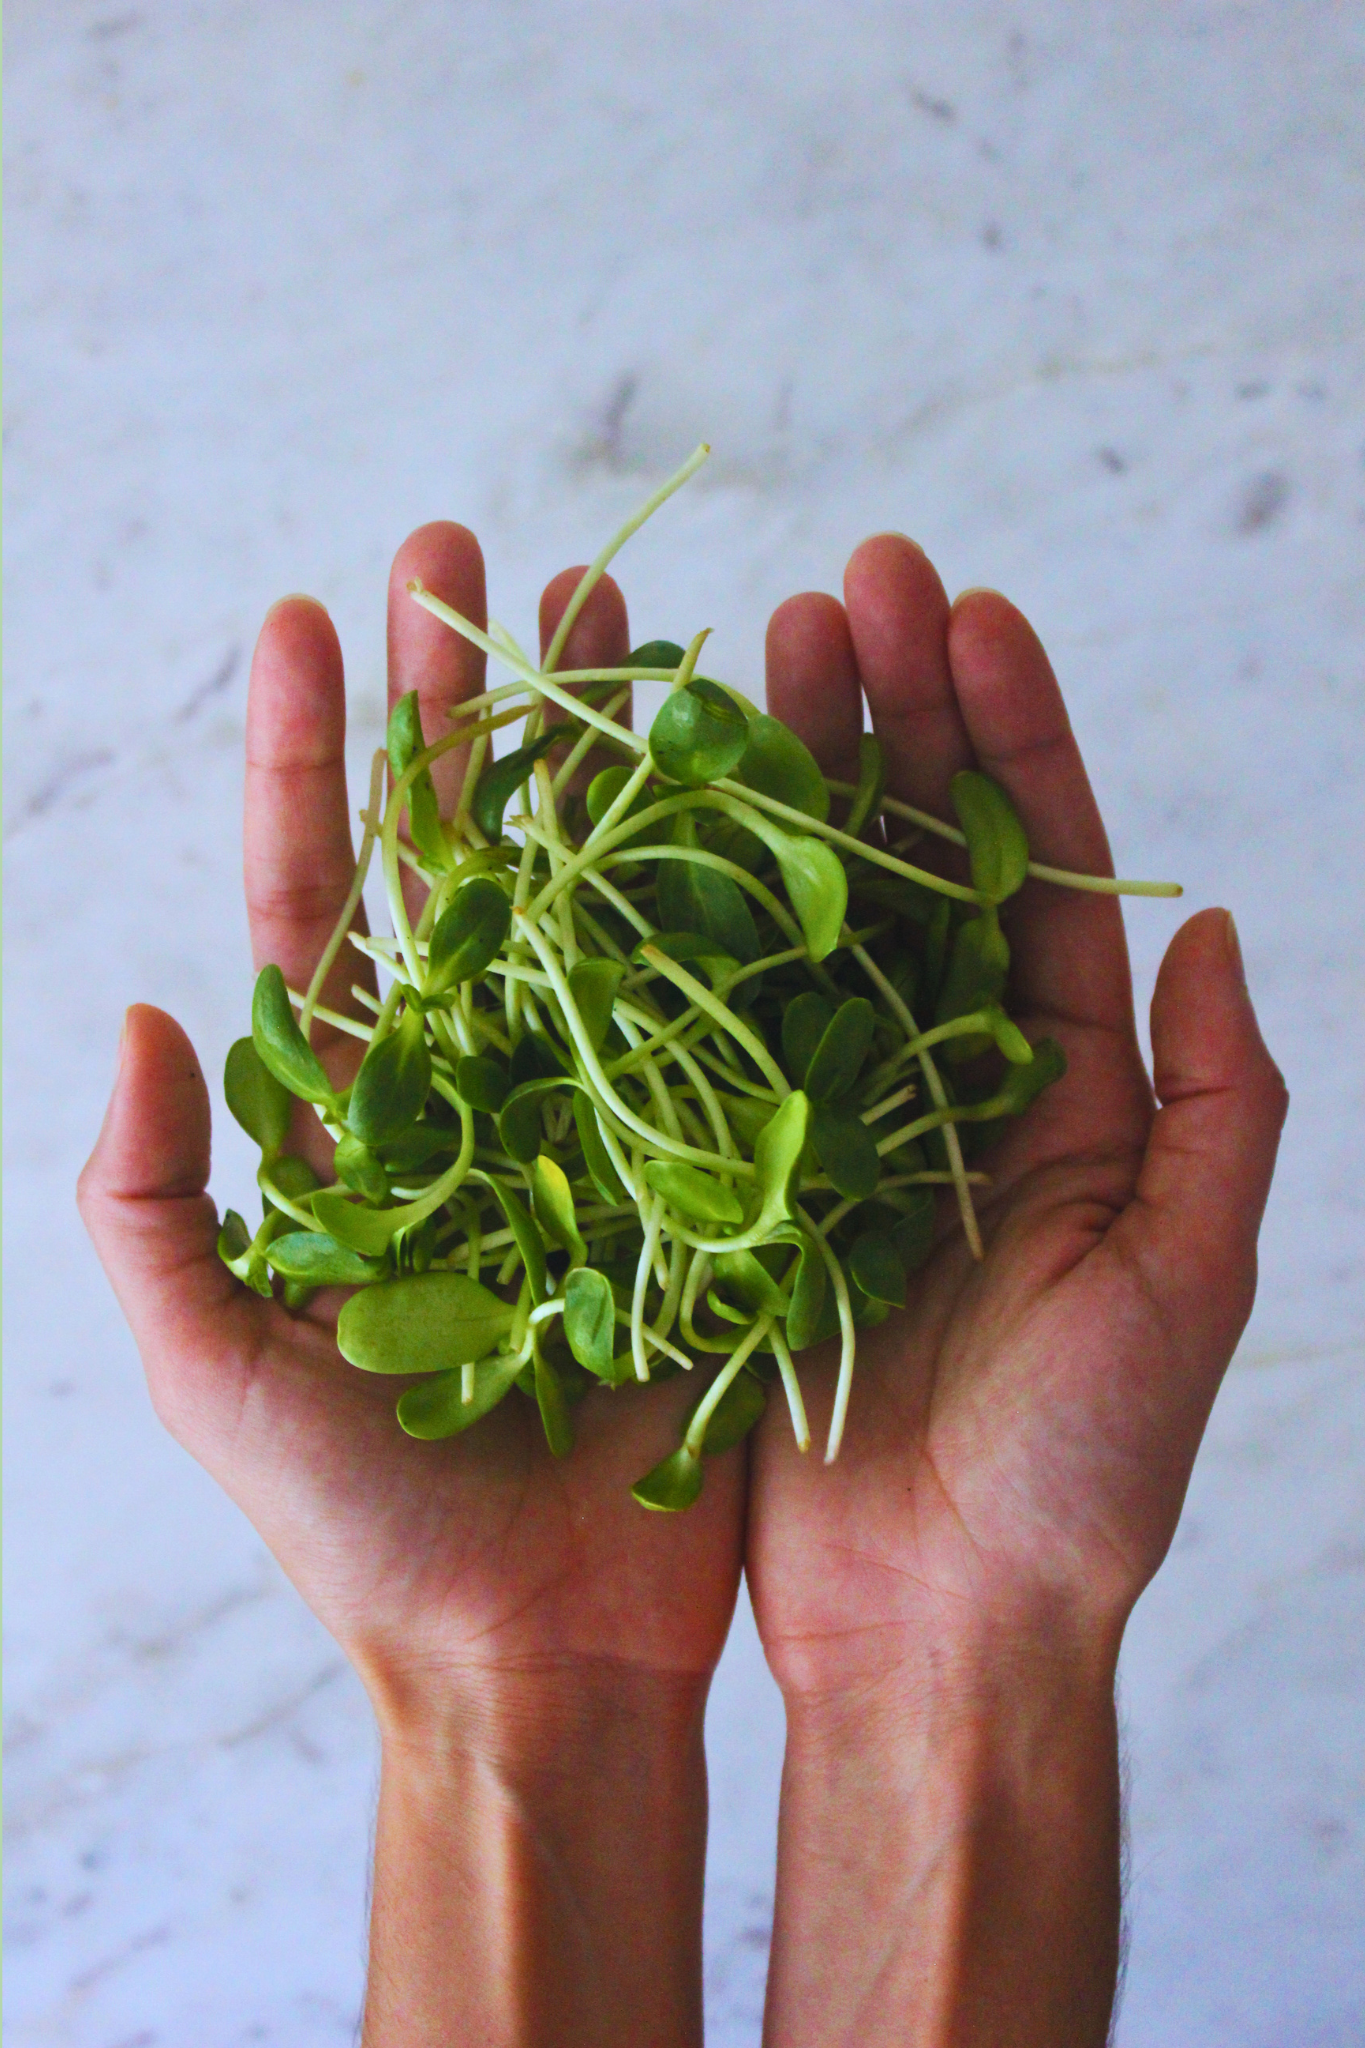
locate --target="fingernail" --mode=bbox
[1224,911,1247,989]
[266,593,330,622]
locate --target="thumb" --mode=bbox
[78,1005,251,1425]
[1110,908,1288,1368]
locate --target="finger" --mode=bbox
[77,1006,258,1436]
[244,596,373,1030]
[764,593,864,786]
[1105,910,1287,1374]
[538,568,631,799]
[842,535,973,817]
[387,522,488,817]
[946,589,1134,1037]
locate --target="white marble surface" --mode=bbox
[4,3,1363,2041]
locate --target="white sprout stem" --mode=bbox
[822,779,1183,898]
[300,749,386,1042]
[639,947,790,1097]
[768,1323,811,1453]
[541,444,711,674]
[851,943,983,1262]
[683,1315,774,1456]
[631,1191,667,1382]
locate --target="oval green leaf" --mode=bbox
[631,1443,704,1512]
[534,1344,575,1458]
[426,878,511,991]
[224,1037,292,1158]
[531,1155,585,1258]
[332,1132,390,1204]
[251,964,336,1107]
[497,1077,563,1164]
[934,910,1011,1034]
[387,690,447,867]
[564,1267,617,1377]
[781,992,833,1089]
[337,1271,516,1374]
[266,1230,386,1287]
[487,1178,548,1301]
[844,733,885,838]
[573,1093,626,1205]
[649,678,750,787]
[950,769,1029,905]
[567,957,623,1052]
[849,1230,906,1308]
[454,1055,509,1112]
[472,731,561,842]
[810,1102,881,1200]
[347,1005,432,1147]
[803,997,876,1102]
[395,1353,523,1439]
[784,1234,829,1352]
[643,1161,745,1226]
[711,1249,790,1316]
[753,1090,810,1226]
[733,714,829,822]
[628,638,686,671]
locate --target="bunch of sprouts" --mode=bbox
[218,447,1179,1509]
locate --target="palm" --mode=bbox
[745,536,1276,1685]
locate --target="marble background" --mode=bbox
[4,3,1363,2041]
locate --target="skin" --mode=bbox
[79,525,1286,2046]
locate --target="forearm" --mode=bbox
[765,1621,1123,2048]
[362,1665,711,2048]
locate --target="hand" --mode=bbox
[78,527,743,2048]
[745,537,1287,2046]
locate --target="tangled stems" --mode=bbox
[218,447,1179,1509]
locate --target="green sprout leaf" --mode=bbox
[849,1230,906,1308]
[749,820,847,963]
[487,1178,548,1301]
[889,1185,937,1271]
[711,1249,790,1317]
[497,1076,564,1164]
[784,1233,829,1352]
[396,1353,524,1439]
[644,1161,745,1226]
[387,690,447,867]
[332,1132,390,1204]
[649,678,750,787]
[347,1004,432,1146]
[752,1090,810,1228]
[534,1343,575,1457]
[265,1230,387,1288]
[935,910,1011,1044]
[631,1443,704,1512]
[803,997,876,1102]
[810,1102,881,1200]
[216,1208,277,1297]
[454,1055,509,1112]
[733,714,829,822]
[657,814,760,963]
[251,964,336,1108]
[628,638,687,670]
[531,1155,585,1259]
[781,993,833,1088]
[568,957,623,1051]
[472,731,561,842]
[950,769,1029,905]
[564,1267,617,1377]
[573,1093,626,1205]
[224,1037,292,1158]
[337,1271,516,1375]
[426,878,512,991]
[843,733,885,838]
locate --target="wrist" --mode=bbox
[362,1658,712,2048]
[769,1611,1124,2048]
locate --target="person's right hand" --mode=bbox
[744,536,1288,2047]
[78,526,741,2048]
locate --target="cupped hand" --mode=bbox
[78,526,745,1735]
[746,536,1288,1697]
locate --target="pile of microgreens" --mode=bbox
[218,445,1179,1509]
